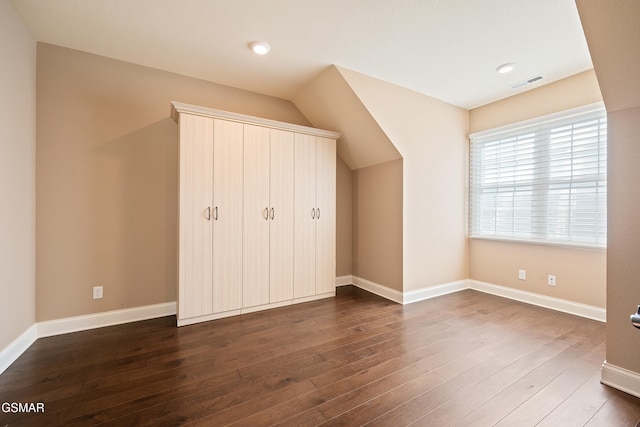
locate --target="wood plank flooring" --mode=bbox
[1,286,640,426]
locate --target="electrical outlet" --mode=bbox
[93,286,103,299]
[518,269,527,280]
[547,275,557,286]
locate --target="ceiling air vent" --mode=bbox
[510,74,544,89]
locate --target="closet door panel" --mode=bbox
[315,137,337,294]
[269,129,294,303]
[243,125,271,307]
[294,134,317,298]
[178,114,213,319]
[212,119,244,313]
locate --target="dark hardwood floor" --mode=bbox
[1,286,640,426]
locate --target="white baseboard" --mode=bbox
[1,302,176,375]
[342,276,606,322]
[37,302,177,338]
[403,280,468,304]
[345,276,466,305]
[468,280,606,322]
[0,277,608,376]
[351,276,404,304]
[601,361,640,398]
[336,275,353,287]
[0,324,38,375]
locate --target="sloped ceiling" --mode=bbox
[8,0,597,172]
[576,0,640,112]
[294,65,469,171]
[9,0,592,110]
[293,66,401,170]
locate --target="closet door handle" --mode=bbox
[264,207,269,220]
[206,206,211,221]
[317,208,320,219]
[311,208,315,219]
[214,206,218,220]
[270,208,274,220]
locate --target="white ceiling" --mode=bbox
[9,0,594,109]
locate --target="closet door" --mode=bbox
[212,119,244,313]
[243,125,271,308]
[269,129,294,303]
[294,134,317,298]
[315,137,337,295]
[178,114,213,319]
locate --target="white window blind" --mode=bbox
[469,105,607,247]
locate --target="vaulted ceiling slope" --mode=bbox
[293,66,401,170]
[9,0,595,171]
[9,0,592,110]
[576,1,640,112]
[294,65,467,171]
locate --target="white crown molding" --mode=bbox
[601,361,640,399]
[171,102,341,139]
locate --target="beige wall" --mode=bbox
[606,106,640,373]
[576,0,640,376]
[36,43,311,321]
[292,65,401,170]
[469,70,603,134]
[470,240,605,307]
[352,159,403,291]
[468,71,606,308]
[0,0,37,351]
[336,156,353,277]
[338,67,468,292]
[575,1,640,113]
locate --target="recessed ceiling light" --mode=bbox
[496,63,515,74]
[249,41,271,55]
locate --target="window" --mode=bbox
[469,104,607,247]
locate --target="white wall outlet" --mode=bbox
[547,275,557,286]
[518,269,527,280]
[93,285,103,299]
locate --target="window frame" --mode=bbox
[468,103,607,249]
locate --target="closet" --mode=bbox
[171,102,340,326]
[293,134,337,298]
[243,125,295,308]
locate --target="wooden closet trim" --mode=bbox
[171,101,341,140]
